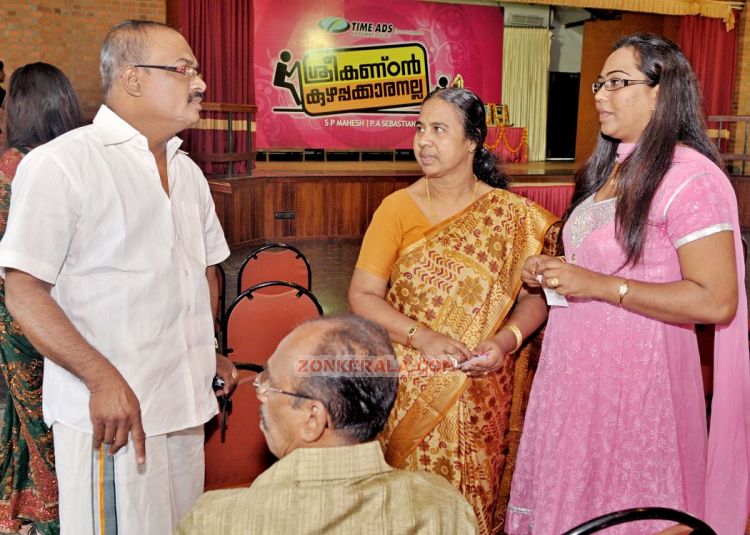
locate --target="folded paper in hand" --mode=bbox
[536,275,569,307]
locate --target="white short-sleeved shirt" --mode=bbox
[0,105,230,436]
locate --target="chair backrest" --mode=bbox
[561,507,716,535]
[222,281,323,365]
[206,282,323,491]
[237,243,311,296]
[214,263,226,337]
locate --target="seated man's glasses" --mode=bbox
[252,370,318,401]
[592,78,652,94]
[134,64,201,79]
[252,369,370,432]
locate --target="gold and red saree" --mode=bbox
[380,189,558,534]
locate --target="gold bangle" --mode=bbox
[618,279,630,306]
[406,324,420,348]
[503,323,523,353]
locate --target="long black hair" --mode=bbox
[423,87,508,189]
[564,33,723,265]
[4,62,83,152]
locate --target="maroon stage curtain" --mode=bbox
[676,16,737,152]
[508,184,573,218]
[179,0,254,174]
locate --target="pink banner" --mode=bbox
[253,0,503,149]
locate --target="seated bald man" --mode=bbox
[178,314,479,534]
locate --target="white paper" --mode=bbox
[536,274,569,307]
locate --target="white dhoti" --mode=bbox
[53,423,204,534]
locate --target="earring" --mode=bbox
[649,103,656,112]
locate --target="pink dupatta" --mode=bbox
[705,172,750,534]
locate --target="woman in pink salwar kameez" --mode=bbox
[507,34,749,534]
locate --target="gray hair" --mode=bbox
[292,315,399,443]
[100,20,172,95]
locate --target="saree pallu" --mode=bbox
[0,149,59,535]
[0,284,59,535]
[380,189,558,535]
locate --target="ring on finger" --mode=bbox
[231,369,239,382]
[548,277,559,288]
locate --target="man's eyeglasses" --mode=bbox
[252,368,369,432]
[252,370,318,401]
[592,78,652,94]
[134,64,201,80]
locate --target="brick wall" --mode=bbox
[0,1,166,118]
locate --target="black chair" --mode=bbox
[205,281,323,491]
[236,243,312,296]
[214,262,227,340]
[222,281,323,364]
[561,507,716,535]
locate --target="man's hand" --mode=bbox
[215,353,239,397]
[88,368,146,464]
[4,269,148,463]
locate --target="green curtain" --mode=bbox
[502,28,551,162]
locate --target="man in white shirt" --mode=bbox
[0,20,236,533]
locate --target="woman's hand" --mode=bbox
[410,327,473,364]
[458,338,508,376]
[537,258,604,299]
[522,254,557,287]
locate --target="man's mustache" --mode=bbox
[188,91,204,103]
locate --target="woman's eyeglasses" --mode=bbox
[134,64,202,80]
[592,78,652,94]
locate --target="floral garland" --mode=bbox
[483,125,527,158]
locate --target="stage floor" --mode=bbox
[249,159,578,183]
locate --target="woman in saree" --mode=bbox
[0,62,83,535]
[507,34,750,534]
[348,87,559,534]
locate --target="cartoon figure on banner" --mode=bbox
[273,50,301,107]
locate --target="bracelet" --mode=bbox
[406,324,420,349]
[503,323,524,353]
[618,279,630,306]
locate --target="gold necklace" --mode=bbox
[425,175,479,220]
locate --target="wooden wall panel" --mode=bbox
[263,181,293,238]
[209,178,265,247]
[211,174,419,245]
[209,172,578,246]
[732,177,750,230]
